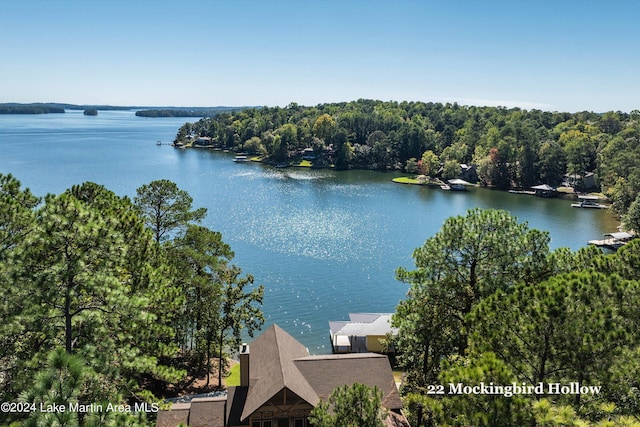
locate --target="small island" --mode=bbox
[83,109,98,116]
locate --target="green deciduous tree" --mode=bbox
[405,157,419,174]
[442,159,460,181]
[332,128,352,170]
[560,129,597,181]
[419,149,440,177]
[273,123,298,162]
[536,140,567,186]
[623,193,640,233]
[477,146,511,189]
[309,383,387,427]
[312,113,336,141]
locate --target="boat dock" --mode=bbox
[572,195,609,209]
[441,178,471,191]
[588,232,635,249]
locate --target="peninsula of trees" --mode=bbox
[175,99,640,220]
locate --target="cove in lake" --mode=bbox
[0,110,620,353]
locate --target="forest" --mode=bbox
[3,98,640,426]
[174,99,640,222]
[394,208,640,426]
[0,175,264,427]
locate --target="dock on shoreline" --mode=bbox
[588,232,635,250]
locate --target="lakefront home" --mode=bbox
[157,324,409,427]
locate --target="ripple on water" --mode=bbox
[238,206,377,262]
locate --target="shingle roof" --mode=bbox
[239,324,403,421]
[294,353,403,410]
[160,324,406,426]
[240,324,319,421]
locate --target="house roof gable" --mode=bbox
[239,324,403,421]
[241,324,319,420]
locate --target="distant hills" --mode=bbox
[0,103,250,117]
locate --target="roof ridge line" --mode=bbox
[274,325,288,384]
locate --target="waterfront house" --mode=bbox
[459,163,477,182]
[157,324,408,427]
[301,147,316,160]
[329,313,397,354]
[564,172,597,190]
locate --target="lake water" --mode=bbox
[0,110,620,353]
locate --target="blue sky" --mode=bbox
[1,0,638,112]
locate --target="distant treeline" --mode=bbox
[0,105,65,114]
[0,103,131,114]
[1,103,249,116]
[136,107,249,118]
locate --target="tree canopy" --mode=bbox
[134,179,207,243]
[0,174,263,426]
[309,383,388,427]
[394,207,640,425]
[394,208,554,387]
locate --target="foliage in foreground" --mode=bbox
[309,383,387,427]
[394,208,640,426]
[0,174,264,426]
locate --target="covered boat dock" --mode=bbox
[588,231,635,250]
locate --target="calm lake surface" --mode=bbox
[0,110,620,353]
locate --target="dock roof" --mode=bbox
[606,231,634,240]
[330,313,397,337]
